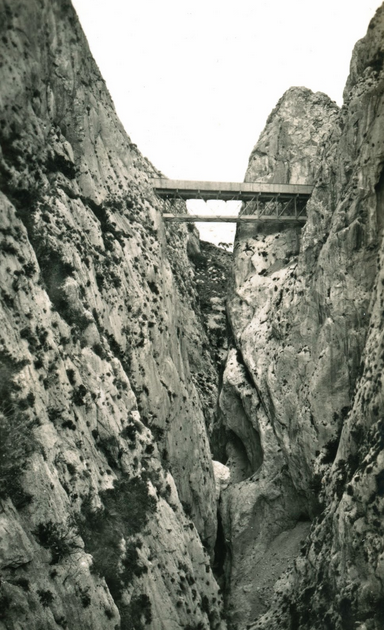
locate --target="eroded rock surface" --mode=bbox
[221,5,384,630]
[0,1,225,628]
[245,86,339,186]
[219,86,338,627]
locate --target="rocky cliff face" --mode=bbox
[2,1,384,628]
[220,5,384,630]
[191,239,232,462]
[0,1,225,628]
[219,85,339,628]
[245,87,339,186]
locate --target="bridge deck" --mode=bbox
[163,214,307,223]
[152,178,313,201]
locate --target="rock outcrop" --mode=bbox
[193,241,231,370]
[220,5,384,630]
[190,240,232,460]
[0,1,225,628]
[219,85,338,628]
[2,0,384,628]
[245,87,339,186]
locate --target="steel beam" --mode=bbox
[152,178,313,202]
[162,214,307,223]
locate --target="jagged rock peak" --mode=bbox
[344,3,384,100]
[245,86,339,185]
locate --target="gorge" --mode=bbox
[1,2,384,630]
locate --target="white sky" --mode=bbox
[71,0,380,247]
[72,0,379,182]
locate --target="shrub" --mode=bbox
[62,419,76,431]
[66,369,76,385]
[23,262,36,277]
[121,424,138,443]
[120,541,148,585]
[92,343,106,359]
[201,595,210,614]
[33,521,81,564]
[20,326,38,349]
[80,592,91,608]
[78,477,156,607]
[2,241,18,255]
[37,589,55,607]
[181,500,193,517]
[147,281,159,295]
[111,274,122,288]
[150,426,164,442]
[96,273,105,289]
[120,594,152,630]
[106,477,157,536]
[97,435,120,469]
[12,577,30,591]
[47,407,64,423]
[72,385,88,406]
[0,405,36,508]
[66,462,77,476]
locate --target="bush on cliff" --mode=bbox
[0,376,38,508]
[77,475,156,605]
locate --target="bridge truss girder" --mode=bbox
[164,193,308,222]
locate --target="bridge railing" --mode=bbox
[152,178,313,223]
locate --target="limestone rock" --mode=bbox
[220,86,338,628]
[190,239,232,458]
[0,505,34,569]
[0,1,224,628]
[212,460,230,501]
[245,86,339,185]
[221,5,384,630]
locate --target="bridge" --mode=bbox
[152,178,313,223]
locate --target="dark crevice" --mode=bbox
[235,348,255,388]
[212,509,228,592]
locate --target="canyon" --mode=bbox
[0,1,384,630]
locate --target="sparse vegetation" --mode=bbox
[97,434,121,468]
[0,400,37,508]
[62,419,76,431]
[11,577,30,591]
[120,594,152,630]
[72,384,88,406]
[33,520,81,564]
[77,475,156,611]
[121,423,139,445]
[80,592,91,608]
[66,368,76,385]
[37,589,55,607]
